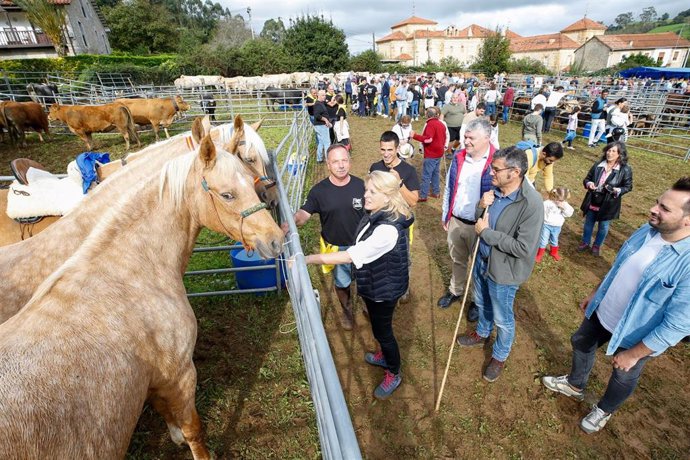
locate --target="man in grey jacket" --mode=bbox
[456,145,544,382]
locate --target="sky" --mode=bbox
[227,1,689,54]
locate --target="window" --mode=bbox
[673,51,679,60]
[657,51,665,64]
[78,21,87,47]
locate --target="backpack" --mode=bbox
[516,140,539,164]
[425,86,434,98]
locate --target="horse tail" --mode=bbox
[119,105,140,147]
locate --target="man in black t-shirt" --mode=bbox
[289,144,365,330]
[365,79,377,117]
[305,87,317,124]
[312,90,332,163]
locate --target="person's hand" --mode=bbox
[409,130,416,137]
[586,181,596,190]
[280,221,290,235]
[579,291,595,313]
[442,221,449,232]
[475,212,489,235]
[612,187,621,197]
[479,191,494,208]
[612,349,639,372]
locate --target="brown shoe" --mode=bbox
[456,331,487,347]
[483,358,505,382]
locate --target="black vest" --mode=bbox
[354,211,413,302]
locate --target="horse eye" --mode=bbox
[220,192,235,201]
[245,158,255,163]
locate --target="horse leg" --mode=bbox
[150,365,211,460]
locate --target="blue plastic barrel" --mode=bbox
[230,248,286,293]
[582,122,591,138]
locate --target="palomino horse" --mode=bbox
[0,135,284,459]
[0,116,275,324]
[0,115,276,247]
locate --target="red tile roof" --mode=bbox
[413,30,445,39]
[505,29,522,39]
[391,16,437,29]
[376,31,407,43]
[510,33,579,52]
[561,17,607,32]
[395,53,413,61]
[593,32,690,50]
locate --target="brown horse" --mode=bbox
[0,135,283,459]
[0,115,272,248]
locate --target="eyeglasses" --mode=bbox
[491,166,514,174]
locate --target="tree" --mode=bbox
[660,13,669,21]
[13,0,68,56]
[238,39,294,75]
[474,28,511,76]
[282,15,349,72]
[260,18,286,43]
[349,50,382,72]
[616,53,657,70]
[439,56,462,73]
[639,6,658,23]
[613,12,634,29]
[209,14,252,48]
[104,0,180,53]
[509,57,549,75]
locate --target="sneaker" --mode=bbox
[456,331,487,347]
[567,146,576,150]
[437,291,460,309]
[588,144,595,148]
[483,358,505,382]
[580,405,612,434]
[577,242,590,252]
[417,197,428,202]
[374,370,402,400]
[591,245,601,256]
[365,350,387,368]
[541,375,585,401]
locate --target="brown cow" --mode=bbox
[0,101,50,147]
[115,95,190,142]
[48,103,141,150]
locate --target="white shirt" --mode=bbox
[484,89,500,103]
[391,123,413,145]
[451,148,490,221]
[597,233,668,333]
[545,91,565,108]
[543,199,574,227]
[531,94,547,110]
[347,223,398,268]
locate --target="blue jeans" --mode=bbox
[410,100,419,118]
[382,96,389,116]
[314,124,331,162]
[420,157,441,198]
[568,312,651,413]
[539,224,562,248]
[485,102,496,116]
[502,105,510,123]
[473,258,520,362]
[582,210,611,247]
[395,100,407,121]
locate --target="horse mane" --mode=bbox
[159,148,245,210]
[219,123,269,164]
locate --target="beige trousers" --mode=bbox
[447,217,478,297]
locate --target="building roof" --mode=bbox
[391,16,438,29]
[413,30,446,39]
[594,32,690,50]
[560,17,607,32]
[455,24,494,38]
[376,31,407,43]
[505,29,523,39]
[395,53,413,61]
[510,33,580,53]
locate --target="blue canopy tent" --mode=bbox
[618,67,690,79]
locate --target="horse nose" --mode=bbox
[271,238,282,256]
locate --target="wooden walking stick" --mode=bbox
[435,207,488,412]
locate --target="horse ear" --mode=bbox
[198,134,216,168]
[233,114,244,131]
[201,115,212,135]
[250,118,263,132]
[191,117,204,143]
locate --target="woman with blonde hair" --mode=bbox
[306,171,414,399]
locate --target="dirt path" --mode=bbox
[310,114,690,459]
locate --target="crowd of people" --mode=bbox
[285,72,689,436]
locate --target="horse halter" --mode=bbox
[201,176,267,252]
[236,140,276,190]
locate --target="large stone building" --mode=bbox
[0,0,110,60]
[573,32,690,71]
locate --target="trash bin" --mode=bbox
[582,122,592,139]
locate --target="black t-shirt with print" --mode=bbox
[301,175,365,246]
[369,160,420,192]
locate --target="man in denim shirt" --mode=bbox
[543,176,690,434]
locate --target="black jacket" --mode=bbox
[580,161,633,221]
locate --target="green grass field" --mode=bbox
[648,23,690,40]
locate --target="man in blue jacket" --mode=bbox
[588,89,609,147]
[542,176,690,434]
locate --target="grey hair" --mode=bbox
[465,118,492,138]
[493,146,528,178]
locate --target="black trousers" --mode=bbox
[363,296,401,374]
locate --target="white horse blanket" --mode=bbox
[6,164,85,219]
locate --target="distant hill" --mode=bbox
[648,23,690,40]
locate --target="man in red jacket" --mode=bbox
[502,83,515,124]
[411,107,447,202]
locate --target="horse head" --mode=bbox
[224,115,279,209]
[165,133,283,258]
